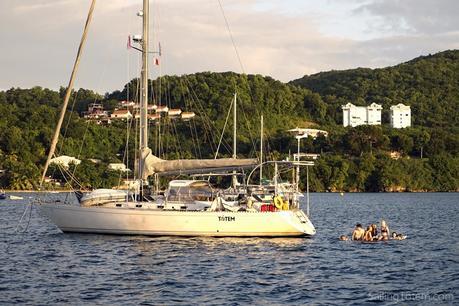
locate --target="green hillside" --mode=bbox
[0,51,458,191]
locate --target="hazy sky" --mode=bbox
[1,0,458,93]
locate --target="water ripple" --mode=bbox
[0,192,458,305]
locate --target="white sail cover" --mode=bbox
[141,148,257,178]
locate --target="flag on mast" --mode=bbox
[127,35,132,49]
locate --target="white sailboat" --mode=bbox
[37,0,316,237]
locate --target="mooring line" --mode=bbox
[3,200,34,254]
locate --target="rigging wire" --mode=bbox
[178,80,201,158]
[217,0,245,74]
[118,4,142,190]
[214,96,233,158]
[217,1,277,163]
[185,81,214,153]
[58,90,79,155]
[188,120,200,158]
[124,2,133,189]
[167,75,206,159]
[236,94,258,157]
[192,119,202,158]
[40,0,96,187]
[182,77,232,154]
[171,119,181,158]
[217,1,263,160]
[59,163,84,190]
[47,0,136,192]
[133,61,141,181]
[44,89,79,192]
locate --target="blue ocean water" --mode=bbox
[0,192,457,305]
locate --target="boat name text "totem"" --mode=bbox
[218,216,236,221]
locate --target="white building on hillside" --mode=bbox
[390,104,411,128]
[111,109,133,120]
[342,103,382,127]
[50,155,81,168]
[287,128,329,138]
[108,163,131,172]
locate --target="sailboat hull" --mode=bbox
[38,204,315,237]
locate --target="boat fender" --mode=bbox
[247,198,253,209]
[282,200,289,211]
[274,195,284,210]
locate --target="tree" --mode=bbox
[429,154,459,191]
[410,128,430,158]
[304,92,327,121]
[342,126,388,156]
[391,133,414,155]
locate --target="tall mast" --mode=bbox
[233,92,237,159]
[232,92,237,188]
[40,0,97,187]
[139,0,149,180]
[259,114,263,184]
[296,136,300,193]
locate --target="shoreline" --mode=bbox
[2,190,74,193]
[2,190,457,193]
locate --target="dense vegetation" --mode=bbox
[0,50,458,191]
